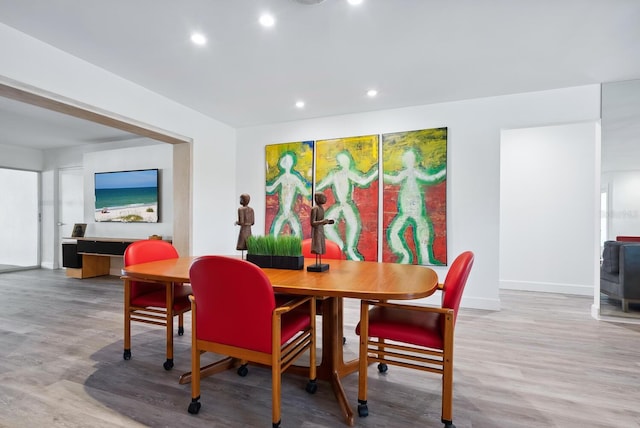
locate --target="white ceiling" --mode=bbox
[0,95,142,149]
[1,0,639,149]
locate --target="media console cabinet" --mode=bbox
[62,237,161,279]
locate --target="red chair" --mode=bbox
[122,240,192,370]
[187,256,317,428]
[355,251,474,428]
[301,237,344,260]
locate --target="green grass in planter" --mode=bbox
[246,235,302,256]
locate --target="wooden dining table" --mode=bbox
[121,256,439,426]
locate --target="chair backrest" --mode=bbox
[441,251,474,322]
[301,238,343,260]
[189,256,276,353]
[124,240,179,299]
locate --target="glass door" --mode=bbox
[0,168,39,272]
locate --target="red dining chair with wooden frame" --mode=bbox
[355,251,474,428]
[187,255,317,428]
[122,239,192,370]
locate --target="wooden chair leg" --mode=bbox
[187,303,201,415]
[357,301,369,417]
[309,301,317,383]
[164,282,174,370]
[178,313,184,335]
[123,279,132,360]
[441,313,455,426]
[272,363,281,428]
[441,356,453,424]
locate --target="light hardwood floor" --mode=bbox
[0,269,639,427]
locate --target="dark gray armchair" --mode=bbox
[600,240,640,312]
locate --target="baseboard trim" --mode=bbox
[500,280,593,296]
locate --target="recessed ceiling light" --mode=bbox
[190,33,207,45]
[296,101,305,108]
[348,0,364,5]
[367,89,378,97]
[259,13,276,27]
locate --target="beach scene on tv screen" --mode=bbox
[94,169,158,223]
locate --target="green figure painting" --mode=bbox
[382,128,447,266]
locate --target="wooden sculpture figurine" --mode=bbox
[308,192,335,272]
[235,193,255,258]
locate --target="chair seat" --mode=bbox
[131,285,193,311]
[356,306,444,350]
[281,310,312,345]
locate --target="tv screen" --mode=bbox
[94,169,159,223]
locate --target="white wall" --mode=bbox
[500,123,599,295]
[0,23,238,259]
[236,86,601,310]
[0,142,43,170]
[82,144,173,239]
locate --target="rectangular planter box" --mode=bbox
[246,254,304,270]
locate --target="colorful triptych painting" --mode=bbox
[315,135,379,261]
[264,141,314,239]
[264,127,447,266]
[382,128,447,266]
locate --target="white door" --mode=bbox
[59,167,84,266]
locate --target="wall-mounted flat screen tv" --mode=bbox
[94,169,159,223]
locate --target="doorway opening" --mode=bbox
[0,168,39,272]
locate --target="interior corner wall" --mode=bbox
[500,122,599,296]
[236,85,601,311]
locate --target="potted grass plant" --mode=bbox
[245,235,304,270]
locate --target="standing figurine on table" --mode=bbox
[308,192,335,272]
[235,193,254,258]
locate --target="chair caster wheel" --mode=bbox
[187,400,201,414]
[237,364,248,377]
[123,349,131,360]
[305,380,318,394]
[442,420,456,428]
[163,359,174,370]
[358,403,368,417]
[178,326,184,336]
[377,363,388,373]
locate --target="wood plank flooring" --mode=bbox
[0,269,639,427]
[600,294,640,320]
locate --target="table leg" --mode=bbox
[321,297,356,426]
